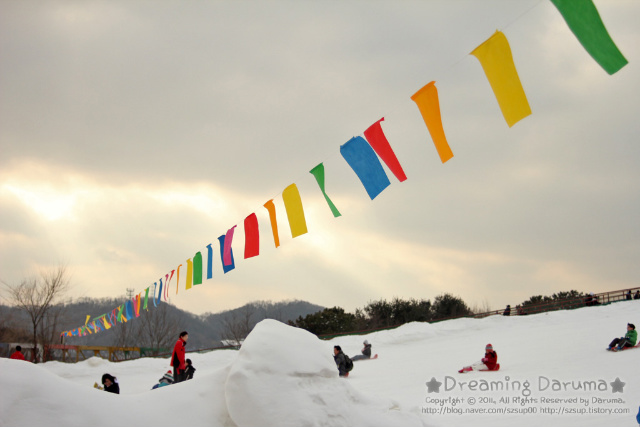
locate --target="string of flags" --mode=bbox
[61,0,628,338]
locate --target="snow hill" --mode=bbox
[1,300,639,427]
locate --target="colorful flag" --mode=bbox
[186,259,193,290]
[206,244,214,279]
[263,199,280,248]
[340,136,390,200]
[551,0,627,75]
[411,81,454,163]
[244,213,260,259]
[363,118,407,181]
[223,226,237,266]
[470,30,531,127]
[310,163,341,217]
[282,184,308,238]
[218,234,235,273]
[193,252,203,285]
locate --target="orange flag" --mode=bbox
[411,81,453,163]
[264,199,280,248]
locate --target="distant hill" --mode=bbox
[0,298,324,350]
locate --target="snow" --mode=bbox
[2,301,640,426]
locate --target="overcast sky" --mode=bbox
[1,1,639,320]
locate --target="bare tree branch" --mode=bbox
[3,265,71,362]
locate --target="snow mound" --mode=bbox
[224,319,424,427]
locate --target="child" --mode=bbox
[607,323,637,351]
[459,344,500,373]
[185,359,196,380]
[152,371,174,389]
[101,373,120,394]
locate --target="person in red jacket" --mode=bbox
[171,331,188,383]
[10,345,26,361]
[458,343,500,373]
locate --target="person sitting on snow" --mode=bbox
[152,371,174,389]
[101,373,120,394]
[351,340,372,361]
[459,343,499,373]
[185,358,196,380]
[608,323,637,351]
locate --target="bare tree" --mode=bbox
[111,315,137,349]
[138,302,182,356]
[3,265,71,363]
[221,304,256,346]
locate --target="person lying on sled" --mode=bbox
[459,343,499,373]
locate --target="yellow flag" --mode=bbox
[282,184,308,238]
[411,81,454,163]
[186,259,193,290]
[470,31,531,127]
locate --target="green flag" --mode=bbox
[551,0,627,75]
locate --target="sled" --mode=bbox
[607,343,640,352]
[479,363,500,371]
[459,363,500,373]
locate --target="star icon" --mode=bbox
[610,377,626,393]
[426,377,442,393]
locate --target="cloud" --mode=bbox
[1,1,639,317]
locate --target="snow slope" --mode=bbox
[1,301,639,427]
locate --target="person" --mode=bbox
[10,345,26,361]
[607,323,637,351]
[503,305,511,316]
[101,373,120,394]
[185,358,196,380]
[585,293,593,306]
[171,331,188,383]
[458,344,499,373]
[626,290,633,301]
[152,371,174,389]
[351,340,372,361]
[634,290,640,300]
[333,345,349,377]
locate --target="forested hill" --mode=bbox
[0,298,324,350]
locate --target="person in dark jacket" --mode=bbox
[185,358,196,380]
[171,331,188,383]
[351,340,372,361]
[503,305,511,316]
[333,345,348,377]
[101,373,120,394]
[10,345,26,361]
[459,344,499,373]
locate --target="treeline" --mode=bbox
[289,293,473,336]
[519,290,584,307]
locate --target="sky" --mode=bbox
[1,1,639,319]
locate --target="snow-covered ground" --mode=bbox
[2,300,640,427]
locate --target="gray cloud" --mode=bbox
[1,1,639,315]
